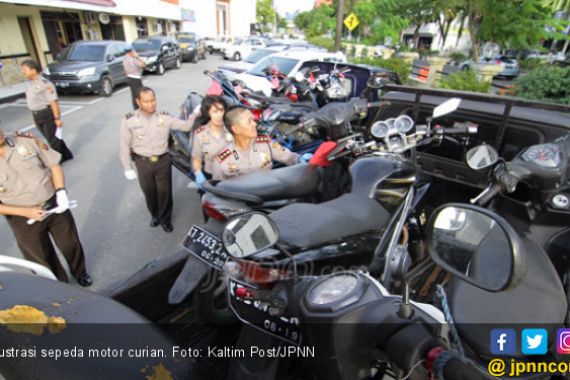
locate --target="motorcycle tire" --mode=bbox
[193,270,236,324]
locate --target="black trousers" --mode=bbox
[126,77,143,110]
[134,154,173,224]
[33,108,73,162]
[6,208,87,282]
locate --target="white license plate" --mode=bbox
[56,82,69,88]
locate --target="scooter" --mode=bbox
[219,199,566,379]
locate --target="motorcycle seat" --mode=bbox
[448,238,567,359]
[270,193,390,248]
[214,164,321,201]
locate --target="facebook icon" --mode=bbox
[491,329,517,355]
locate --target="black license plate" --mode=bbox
[228,277,302,345]
[183,226,228,270]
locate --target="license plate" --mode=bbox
[56,82,69,88]
[183,226,228,270]
[228,277,302,345]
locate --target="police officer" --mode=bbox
[191,95,233,187]
[119,87,195,233]
[211,106,311,180]
[21,60,73,163]
[123,46,146,110]
[0,128,91,286]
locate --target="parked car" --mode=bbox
[43,40,129,97]
[175,33,206,63]
[462,55,520,78]
[132,36,181,75]
[218,45,325,74]
[223,37,266,61]
[231,50,347,96]
[209,36,232,53]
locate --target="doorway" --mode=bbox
[41,11,83,59]
[17,17,40,63]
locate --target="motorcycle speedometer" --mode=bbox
[371,121,390,138]
[394,115,414,133]
[305,273,363,312]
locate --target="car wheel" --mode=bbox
[233,52,241,61]
[175,57,181,69]
[157,63,165,75]
[99,76,113,97]
[191,53,198,64]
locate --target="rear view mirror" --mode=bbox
[466,144,499,170]
[432,98,461,119]
[222,213,279,259]
[106,55,114,62]
[427,204,524,291]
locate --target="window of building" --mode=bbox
[136,17,148,38]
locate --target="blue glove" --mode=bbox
[195,171,207,189]
[298,153,313,164]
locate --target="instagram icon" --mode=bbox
[557,328,570,354]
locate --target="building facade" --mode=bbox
[179,0,256,38]
[0,0,183,86]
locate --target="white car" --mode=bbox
[232,50,347,96]
[223,37,266,61]
[210,36,232,52]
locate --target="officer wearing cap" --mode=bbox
[120,86,195,233]
[211,106,311,181]
[0,128,91,286]
[21,59,73,163]
[123,46,146,110]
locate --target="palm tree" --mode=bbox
[543,0,570,54]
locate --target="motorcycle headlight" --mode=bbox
[305,273,361,311]
[324,82,346,99]
[76,67,96,77]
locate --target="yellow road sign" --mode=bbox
[344,13,360,31]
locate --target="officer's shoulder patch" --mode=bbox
[16,131,35,138]
[255,135,271,144]
[124,111,135,120]
[217,148,233,163]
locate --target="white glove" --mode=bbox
[55,127,63,140]
[124,170,137,180]
[54,189,69,214]
[193,105,201,115]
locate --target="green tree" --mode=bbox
[257,0,276,25]
[543,0,570,54]
[293,5,336,38]
[278,17,288,29]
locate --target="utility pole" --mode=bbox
[335,0,345,51]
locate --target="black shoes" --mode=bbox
[76,273,92,287]
[150,218,159,227]
[161,222,173,233]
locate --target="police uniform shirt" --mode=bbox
[211,135,299,180]
[120,110,194,171]
[191,123,234,174]
[123,56,144,78]
[25,76,58,111]
[0,135,62,207]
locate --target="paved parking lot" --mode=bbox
[0,55,221,292]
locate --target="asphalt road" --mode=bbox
[0,55,222,293]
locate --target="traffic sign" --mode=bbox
[344,13,359,31]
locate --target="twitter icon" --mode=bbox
[522,329,548,355]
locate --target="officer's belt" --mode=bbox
[32,107,51,116]
[132,152,168,163]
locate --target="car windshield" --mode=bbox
[248,56,298,76]
[59,45,106,62]
[177,35,196,43]
[132,39,161,51]
[243,49,276,64]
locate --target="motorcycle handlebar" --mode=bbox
[470,183,502,205]
[368,101,391,108]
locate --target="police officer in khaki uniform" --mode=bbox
[0,128,91,286]
[21,60,73,163]
[123,46,146,110]
[120,87,194,233]
[211,106,311,181]
[191,95,233,186]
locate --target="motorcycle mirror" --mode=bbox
[432,98,461,119]
[427,204,525,292]
[222,212,279,259]
[466,144,499,170]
